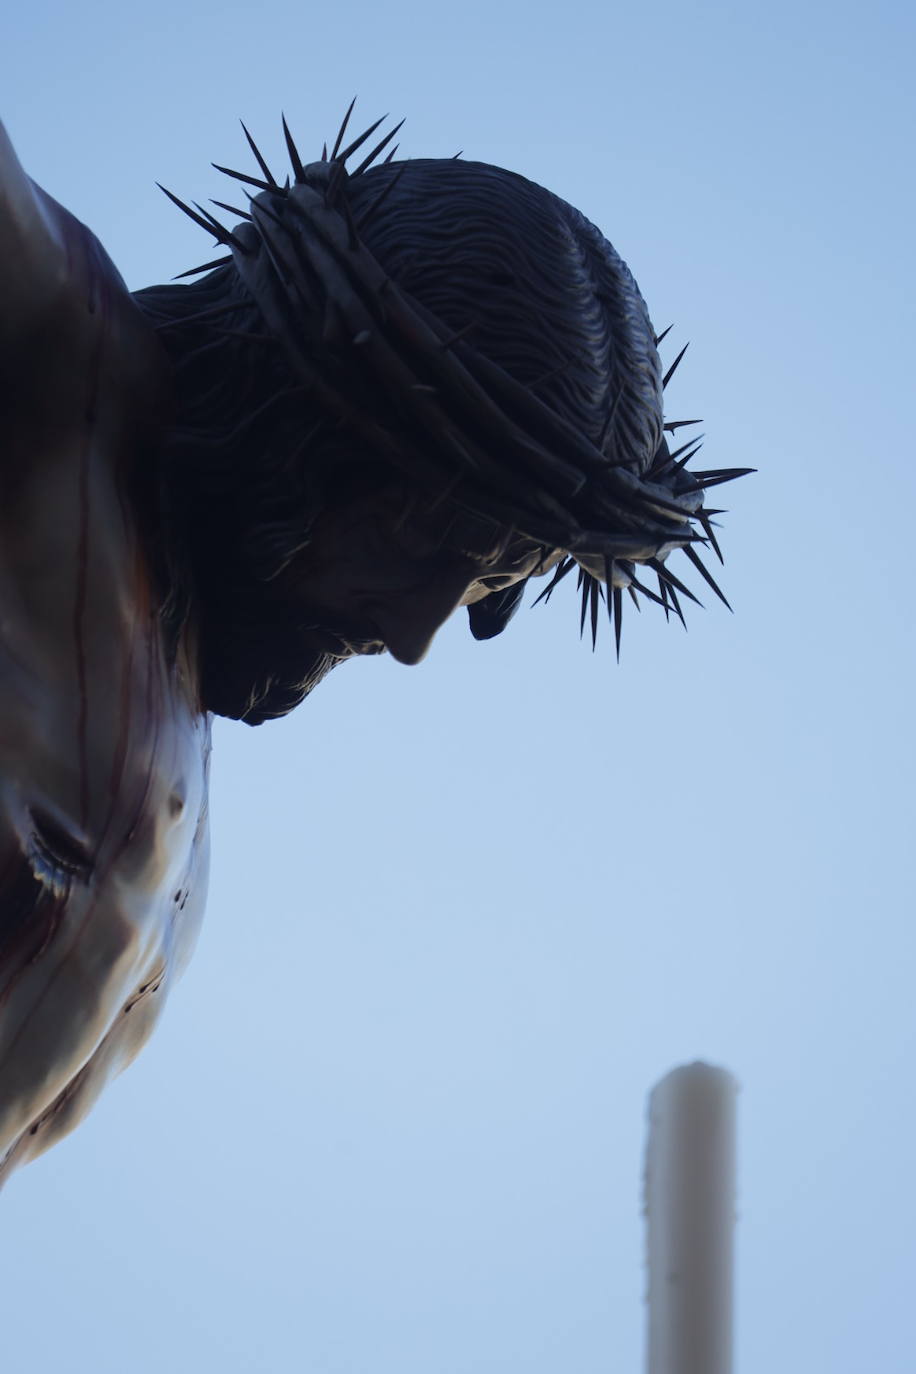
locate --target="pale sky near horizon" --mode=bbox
[2,3,914,1371]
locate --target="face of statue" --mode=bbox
[273,476,557,667]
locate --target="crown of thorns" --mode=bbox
[159,103,751,654]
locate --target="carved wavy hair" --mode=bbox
[135,124,740,724]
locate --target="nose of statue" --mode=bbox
[373,561,478,666]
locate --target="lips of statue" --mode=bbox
[277,480,555,666]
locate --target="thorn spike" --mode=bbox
[331,97,358,160]
[669,435,705,463]
[662,342,690,390]
[604,557,616,620]
[624,569,667,609]
[281,114,305,182]
[239,121,278,187]
[674,442,704,471]
[693,467,756,489]
[172,255,233,280]
[192,199,245,248]
[351,118,406,177]
[211,198,253,222]
[696,509,724,564]
[337,114,387,165]
[657,571,671,621]
[158,184,241,246]
[532,556,576,607]
[682,545,733,610]
[667,584,687,629]
[647,558,703,607]
[212,163,274,192]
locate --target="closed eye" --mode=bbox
[29,808,94,883]
[477,572,518,590]
[472,539,551,583]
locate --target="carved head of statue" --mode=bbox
[137,114,745,724]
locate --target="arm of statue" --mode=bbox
[0,126,212,1185]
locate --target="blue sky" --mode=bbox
[2,2,914,1370]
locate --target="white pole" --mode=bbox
[644,1062,738,1374]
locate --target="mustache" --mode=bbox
[293,610,386,655]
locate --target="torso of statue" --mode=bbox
[0,127,210,1179]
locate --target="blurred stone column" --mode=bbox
[644,1062,738,1374]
